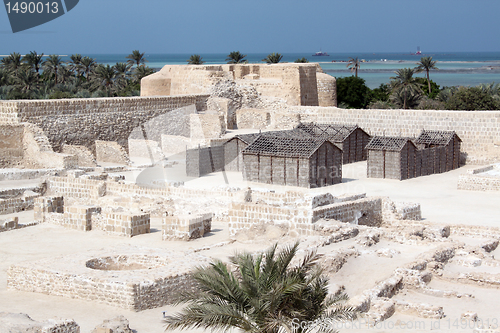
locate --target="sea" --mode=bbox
[58,52,500,89]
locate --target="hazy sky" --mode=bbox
[1,0,500,55]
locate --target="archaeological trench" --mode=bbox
[0,63,500,332]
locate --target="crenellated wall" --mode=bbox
[141,64,325,107]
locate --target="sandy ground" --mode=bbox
[1,162,500,332]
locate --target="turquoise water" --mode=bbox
[61,52,500,89]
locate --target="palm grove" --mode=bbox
[0,50,155,99]
[338,56,500,111]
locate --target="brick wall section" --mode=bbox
[312,197,383,226]
[7,251,205,311]
[46,177,106,200]
[291,107,500,156]
[228,202,313,236]
[228,196,382,235]
[34,196,64,222]
[100,212,150,237]
[0,194,39,214]
[0,95,209,151]
[186,145,225,177]
[162,213,212,240]
[236,109,270,129]
[457,174,500,191]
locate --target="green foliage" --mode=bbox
[415,78,440,99]
[390,68,422,109]
[187,54,204,65]
[48,91,75,99]
[164,242,357,333]
[417,96,446,110]
[390,87,422,109]
[336,76,371,109]
[445,86,499,110]
[295,57,309,63]
[262,52,283,64]
[23,51,44,73]
[368,100,395,109]
[226,51,247,64]
[0,51,157,100]
[370,83,390,102]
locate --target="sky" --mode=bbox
[1,0,500,55]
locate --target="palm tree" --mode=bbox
[295,57,309,63]
[126,50,148,67]
[187,54,204,65]
[164,242,357,333]
[226,51,247,64]
[93,64,117,91]
[1,52,23,73]
[347,57,360,77]
[415,56,438,95]
[13,68,39,94]
[23,51,44,73]
[390,67,422,109]
[69,54,83,77]
[114,62,132,88]
[262,52,283,64]
[43,54,64,85]
[0,69,10,86]
[133,65,155,83]
[80,56,97,81]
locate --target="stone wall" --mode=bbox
[228,196,383,235]
[316,73,337,107]
[35,196,150,237]
[46,177,106,200]
[189,113,225,140]
[290,107,500,158]
[312,197,383,226]
[0,95,209,152]
[458,172,500,192]
[0,194,39,214]
[7,249,207,311]
[162,213,212,240]
[141,64,328,107]
[186,145,225,177]
[236,109,270,129]
[0,125,24,167]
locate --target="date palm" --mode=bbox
[80,56,97,81]
[226,51,247,64]
[114,62,132,88]
[133,65,155,83]
[0,69,10,86]
[390,68,422,109]
[262,52,283,64]
[187,54,204,65]
[23,51,44,73]
[415,56,438,95]
[347,57,360,77]
[164,242,357,333]
[43,54,64,85]
[69,54,83,77]
[14,68,39,94]
[295,57,309,63]
[93,64,117,91]
[1,52,23,73]
[126,50,148,67]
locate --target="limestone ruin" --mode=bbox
[0,63,499,332]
